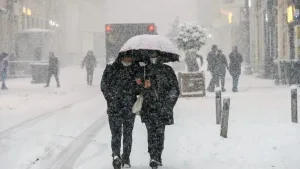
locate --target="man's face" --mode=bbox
[150,52,158,58]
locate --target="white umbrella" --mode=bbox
[119,34,180,63]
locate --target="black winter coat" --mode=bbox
[214,54,228,75]
[82,55,97,69]
[48,57,59,73]
[207,51,228,75]
[207,51,217,72]
[140,63,180,126]
[101,61,140,117]
[229,52,243,76]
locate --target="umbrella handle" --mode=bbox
[144,66,145,79]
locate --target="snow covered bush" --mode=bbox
[176,22,208,51]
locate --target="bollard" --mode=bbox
[220,97,230,138]
[215,88,222,124]
[291,85,298,123]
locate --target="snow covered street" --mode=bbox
[1,69,300,169]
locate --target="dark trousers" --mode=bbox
[108,114,136,158]
[232,75,240,90]
[46,71,60,86]
[208,74,225,91]
[86,68,94,85]
[145,123,165,161]
[1,71,7,89]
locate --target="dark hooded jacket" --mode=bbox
[207,51,228,75]
[48,56,59,73]
[140,63,180,125]
[207,50,218,72]
[213,53,228,75]
[101,57,140,117]
[82,54,97,69]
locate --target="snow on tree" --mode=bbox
[166,16,180,45]
[175,22,208,52]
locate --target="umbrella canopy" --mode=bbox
[119,34,180,63]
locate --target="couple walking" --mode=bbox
[101,51,180,169]
[207,45,243,92]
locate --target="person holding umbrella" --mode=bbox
[136,51,180,168]
[119,34,180,169]
[101,54,141,169]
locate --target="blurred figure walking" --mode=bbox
[0,52,9,90]
[216,49,228,91]
[82,50,97,85]
[229,46,243,92]
[45,52,60,88]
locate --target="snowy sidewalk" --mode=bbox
[0,66,103,132]
[1,70,299,169]
[69,74,300,169]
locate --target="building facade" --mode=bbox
[0,0,61,53]
[0,0,108,66]
[249,0,300,79]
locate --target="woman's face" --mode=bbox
[150,52,158,58]
[122,57,133,63]
[150,53,159,64]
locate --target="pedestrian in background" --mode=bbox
[0,52,9,90]
[229,46,243,92]
[82,50,97,85]
[207,45,218,92]
[216,49,228,92]
[45,52,60,88]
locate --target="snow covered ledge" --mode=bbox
[291,85,298,90]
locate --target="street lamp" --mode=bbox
[228,12,233,24]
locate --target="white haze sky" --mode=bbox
[104,0,218,35]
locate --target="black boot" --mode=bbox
[112,156,121,169]
[149,159,160,168]
[157,152,163,166]
[121,154,131,168]
[1,83,8,90]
